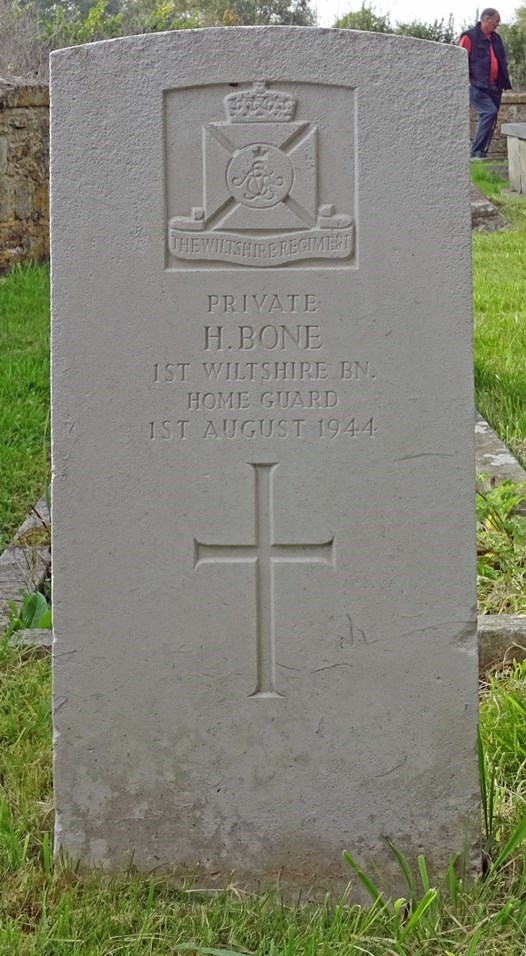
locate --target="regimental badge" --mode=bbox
[168,82,355,268]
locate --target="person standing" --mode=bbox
[459,9,512,159]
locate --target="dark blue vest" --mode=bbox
[461,24,511,91]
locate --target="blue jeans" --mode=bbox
[470,85,502,157]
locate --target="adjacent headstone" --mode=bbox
[501,122,526,193]
[51,28,479,893]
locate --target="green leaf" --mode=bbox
[465,926,483,956]
[24,592,49,627]
[417,855,430,894]
[491,814,526,871]
[385,837,416,901]
[447,855,460,905]
[35,608,52,629]
[397,888,438,943]
[343,850,386,906]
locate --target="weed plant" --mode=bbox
[477,481,526,614]
[4,590,52,637]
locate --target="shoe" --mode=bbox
[471,154,486,161]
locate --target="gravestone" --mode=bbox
[502,123,526,193]
[51,27,479,892]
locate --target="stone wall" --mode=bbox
[0,77,49,274]
[471,91,526,159]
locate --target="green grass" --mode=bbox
[472,173,526,468]
[470,161,508,200]
[0,265,50,551]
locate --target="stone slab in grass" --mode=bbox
[475,414,526,512]
[51,27,479,893]
[9,627,52,657]
[13,617,526,675]
[470,184,509,232]
[0,493,50,629]
[478,616,526,672]
[13,618,526,677]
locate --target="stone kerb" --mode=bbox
[0,76,49,274]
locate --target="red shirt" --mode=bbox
[459,32,499,84]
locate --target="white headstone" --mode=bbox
[51,27,479,892]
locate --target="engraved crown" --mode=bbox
[225,81,296,123]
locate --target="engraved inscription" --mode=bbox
[153,362,190,383]
[148,416,376,440]
[201,419,306,439]
[202,361,329,381]
[207,293,318,312]
[194,463,335,697]
[168,82,355,267]
[204,325,322,351]
[227,145,293,207]
[147,291,378,442]
[318,417,376,438]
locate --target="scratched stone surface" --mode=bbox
[51,28,479,892]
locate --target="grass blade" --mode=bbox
[41,832,52,874]
[465,926,483,956]
[447,855,459,905]
[385,837,416,901]
[343,850,386,906]
[478,727,489,839]
[417,855,430,895]
[491,814,526,871]
[397,888,438,943]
